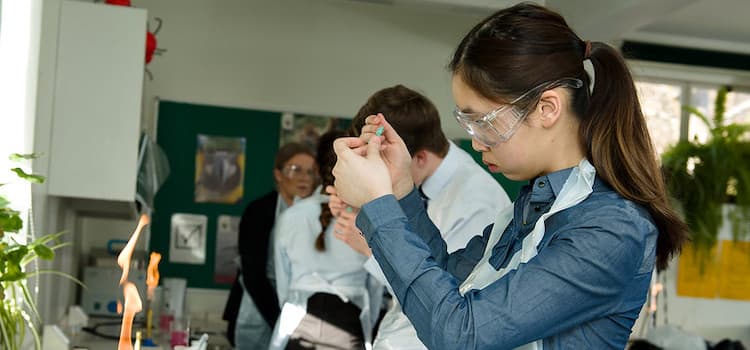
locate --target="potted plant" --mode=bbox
[662,86,750,256]
[1,154,79,350]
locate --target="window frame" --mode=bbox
[631,59,750,145]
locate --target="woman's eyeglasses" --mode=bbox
[281,164,318,180]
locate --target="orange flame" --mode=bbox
[146,252,162,301]
[118,282,143,350]
[117,214,150,285]
[118,214,150,350]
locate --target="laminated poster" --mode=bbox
[194,135,245,204]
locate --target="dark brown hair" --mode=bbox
[315,129,348,251]
[449,3,687,270]
[274,142,314,170]
[352,85,449,157]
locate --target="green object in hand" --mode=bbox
[346,206,353,213]
[375,126,385,136]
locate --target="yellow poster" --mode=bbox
[676,243,720,298]
[718,240,750,300]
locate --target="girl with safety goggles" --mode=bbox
[331,3,688,350]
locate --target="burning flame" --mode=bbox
[145,252,162,340]
[118,214,150,350]
[146,252,162,300]
[118,282,143,350]
[118,214,150,284]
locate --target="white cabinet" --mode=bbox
[47,1,146,202]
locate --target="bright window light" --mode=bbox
[0,0,42,241]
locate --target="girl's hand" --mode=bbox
[332,136,392,207]
[355,114,415,199]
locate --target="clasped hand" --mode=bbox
[332,113,414,208]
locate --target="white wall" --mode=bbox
[131,0,482,139]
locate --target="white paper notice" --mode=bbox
[169,213,208,264]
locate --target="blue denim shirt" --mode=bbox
[356,167,657,350]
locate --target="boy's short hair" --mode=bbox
[351,85,449,157]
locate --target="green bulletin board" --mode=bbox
[149,102,522,290]
[150,101,281,289]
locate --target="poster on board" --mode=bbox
[169,213,208,265]
[214,215,241,284]
[194,135,246,204]
[279,113,350,149]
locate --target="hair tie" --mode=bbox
[584,40,592,59]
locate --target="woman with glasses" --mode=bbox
[269,130,382,350]
[223,142,318,349]
[330,3,688,350]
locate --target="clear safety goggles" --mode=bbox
[453,78,583,147]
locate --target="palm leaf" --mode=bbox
[664,86,750,261]
[20,282,41,324]
[683,106,713,129]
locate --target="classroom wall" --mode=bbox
[131,0,483,139]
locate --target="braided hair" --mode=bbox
[315,129,348,251]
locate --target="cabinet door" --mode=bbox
[48,1,146,202]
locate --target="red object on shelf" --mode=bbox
[105,0,131,6]
[145,32,157,64]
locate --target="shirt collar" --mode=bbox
[278,185,326,214]
[546,167,572,198]
[529,167,573,203]
[300,185,327,204]
[420,142,461,199]
[276,193,289,217]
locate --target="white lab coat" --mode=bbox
[368,142,512,350]
[270,193,382,350]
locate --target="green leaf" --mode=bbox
[20,283,41,325]
[8,153,41,162]
[0,211,23,233]
[1,262,26,282]
[6,245,29,262]
[15,234,65,266]
[0,195,9,208]
[32,244,55,260]
[683,106,712,130]
[30,231,66,246]
[25,269,86,289]
[10,168,45,184]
